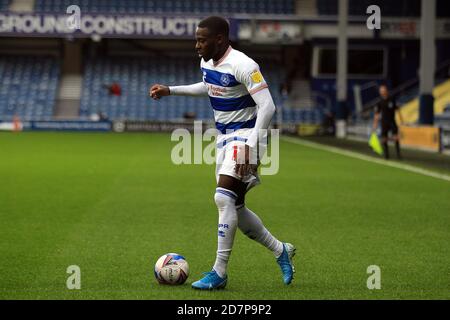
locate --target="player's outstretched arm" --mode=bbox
[149,82,208,100]
[169,82,208,97]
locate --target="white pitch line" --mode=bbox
[281,136,450,183]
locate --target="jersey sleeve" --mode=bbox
[235,61,269,95]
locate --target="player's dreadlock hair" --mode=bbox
[198,16,229,38]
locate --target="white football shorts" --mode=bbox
[215,129,267,191]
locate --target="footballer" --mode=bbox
[149,16,295,290]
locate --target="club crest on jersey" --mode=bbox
[220,74,231,86]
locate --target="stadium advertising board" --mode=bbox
[0,13,238,39]
[115,121,213,133]
[1,12,448,40]
[399,125,442,152]
[0,120,112,131]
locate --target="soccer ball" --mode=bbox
[154,253,189,285]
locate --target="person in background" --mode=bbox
[103,82,122,96]
[372,84,404,160]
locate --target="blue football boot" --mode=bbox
[191,270,227,290]
[276,243,296,285]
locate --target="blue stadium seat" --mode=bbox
[34,0,296,14]
[0,55,60,121]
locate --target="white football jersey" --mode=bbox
[200,46,268,135]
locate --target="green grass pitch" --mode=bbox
[0,132,449,299]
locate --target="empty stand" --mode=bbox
[0,53,321,124]
[0,55,60,121]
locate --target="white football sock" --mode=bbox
[237,205,284,258]
[212,187,238,278]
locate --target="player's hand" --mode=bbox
[149,84,170,100]
[235,144,257,177]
